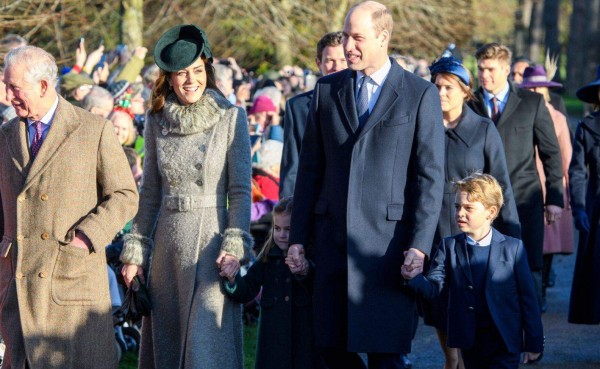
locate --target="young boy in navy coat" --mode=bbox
[402,173,544,368]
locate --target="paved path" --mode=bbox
[408,232,600,368]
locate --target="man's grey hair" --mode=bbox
[4,46,58,88]
[213,64,233,82]
[82,86,114,112]
[254,86,282,108]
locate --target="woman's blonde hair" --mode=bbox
[453,172,503,219]
[258,197,293,263]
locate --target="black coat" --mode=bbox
[568,112,600,324]
[290,60,445,353]
[224,247,316,369]
[436,105,521,242]
[280,90,313,198]
[469,82,564,270]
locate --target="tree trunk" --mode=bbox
[566,0,599,96]
[528,0,544,63]
[121,0,144,50]
[514,0,534,58]
[543,0,561,80]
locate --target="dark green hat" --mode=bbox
[154,24,213,72]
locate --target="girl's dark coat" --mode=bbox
[225,247,317,369]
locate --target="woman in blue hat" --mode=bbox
[568,66,600,325]
[423,57,521,369]
[119,24,252,369]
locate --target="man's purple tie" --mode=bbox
[490,96,500,123]
[31,121,44,159]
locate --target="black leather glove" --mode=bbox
[573,209,590,233]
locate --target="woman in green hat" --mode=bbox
[120,24,252,369]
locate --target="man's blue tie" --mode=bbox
[356,76,370,131]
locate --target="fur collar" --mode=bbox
[160,88,232,135]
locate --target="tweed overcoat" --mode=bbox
[568,112,600,324]
[289,60,445,353]
[120,89,252,369]
[0,96,139,369]
[468,82,564,270]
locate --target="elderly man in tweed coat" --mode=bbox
[0,46,138,368]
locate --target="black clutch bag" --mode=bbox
[119,276,152,321]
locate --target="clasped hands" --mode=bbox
[400,248,426,280]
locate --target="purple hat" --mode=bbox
[576,66,600,104]
[519,65,562,89]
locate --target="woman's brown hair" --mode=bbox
[431,71,477,102]
[150,57,222,113]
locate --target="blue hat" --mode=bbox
[154,24,213,72]
[576,66,600,104]
[429,57,470,86]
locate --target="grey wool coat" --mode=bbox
[0,96,139,369]
[120,88,252,369]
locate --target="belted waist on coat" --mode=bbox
[162,194,227,212]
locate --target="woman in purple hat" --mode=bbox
[568,66,600,325]
[424,57,521,369]
[519,65,574,312]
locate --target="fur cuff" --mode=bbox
[221,228,254,261]
[120,234,153,267]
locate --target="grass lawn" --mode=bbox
[118,323,258,369]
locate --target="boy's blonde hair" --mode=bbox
[453,172,504,219]
[475,42,512,64]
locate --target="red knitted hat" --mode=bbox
[249,96,276,115]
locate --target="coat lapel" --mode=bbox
[495,82,521,129]
[357,60,402,140]
[455,233,473,284]
[448,106,480,147]
[4,118,31,179]
[336,70,360,133]
[470,90,488,118]
[487,228,505,279]
[23,97,83,189]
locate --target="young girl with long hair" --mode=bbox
[221,197,319,369]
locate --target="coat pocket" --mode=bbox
[51,244,104,305]
[387,203,404,221]
[383,115,410,127]
[0,236,14,309]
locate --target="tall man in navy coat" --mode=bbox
[467,43,563,307]
[279,31,347,198]
[288,2,444,368]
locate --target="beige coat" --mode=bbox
[0,97,139,369]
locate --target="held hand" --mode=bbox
[401,264,423,280]
[403,248,425,272]
[285,253,309,275]
[219,258,241,282]
[71,232,92,251]
[287,244,305,266]
[121,263,145,289]
[216,251,239,269]
[573,209,590,233]
[522,352,541,364]
[545,205,562,225]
